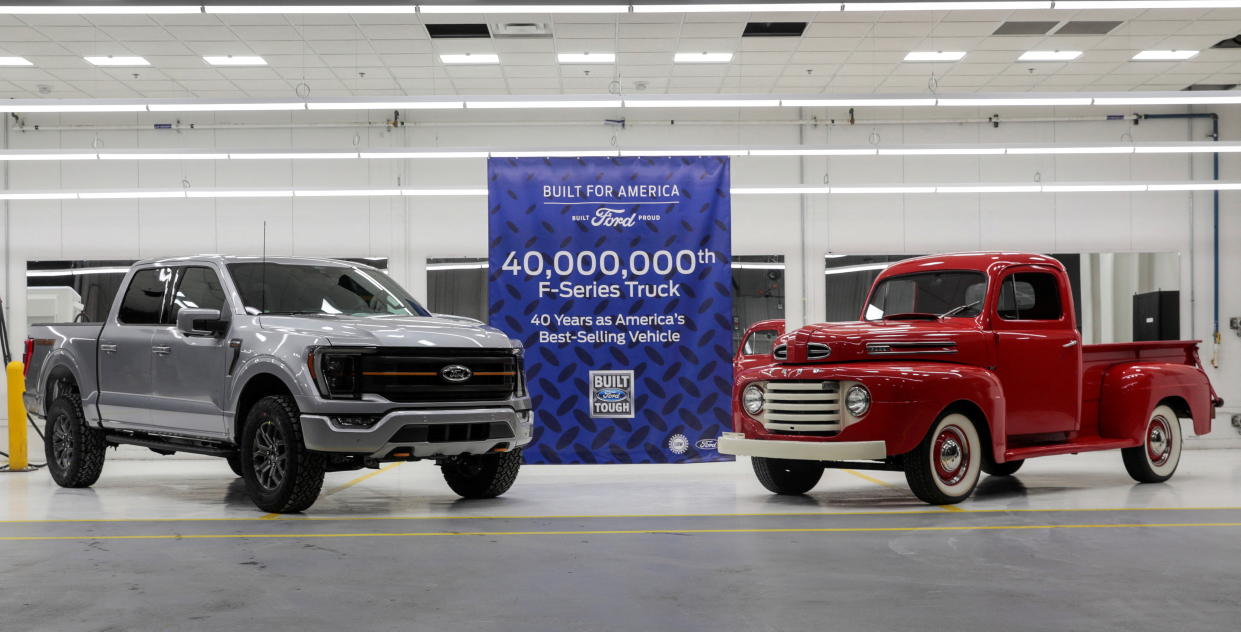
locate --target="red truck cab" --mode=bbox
[721,252,1221,505]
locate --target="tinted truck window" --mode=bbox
[170,266,227,321]
[999,272,1062,320]
[118,268,170,325]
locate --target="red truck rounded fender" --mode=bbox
[1098,362,1215,441]
[882,363,1008,460]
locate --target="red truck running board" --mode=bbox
[1004,436,1140,462]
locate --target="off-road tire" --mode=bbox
[1122,404,1182,484]
[905,412,982,505]
[240,395,325,513]
[982,459,1024,477]
[44,391,107,487]
[441,449,523,499]
[751,456,824,495]
[226,453,244,477]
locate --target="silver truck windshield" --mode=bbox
[864,271,987,321]
[227,262,431,317]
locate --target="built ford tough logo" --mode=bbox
[439,364,473,383]
[589,370,635,418]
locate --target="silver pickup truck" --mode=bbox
[22,256,533,513]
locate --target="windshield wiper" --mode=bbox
[939,300,981,319]
[883,313,940,321]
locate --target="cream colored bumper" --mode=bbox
[717,432,887,461]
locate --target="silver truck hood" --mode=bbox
[256,314,515,349]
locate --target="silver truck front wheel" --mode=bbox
[240,395,326,513]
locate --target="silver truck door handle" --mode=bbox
[99,343,118,353]
[152,345,172,355]
[1063,340,1079,348]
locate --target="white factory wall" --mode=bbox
[0,105,1237,442]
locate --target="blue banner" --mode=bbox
[488,156,733,464]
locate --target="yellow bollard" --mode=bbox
[6,361,27,471]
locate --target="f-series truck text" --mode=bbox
[23,256,533,513]
[722,252,1221,505]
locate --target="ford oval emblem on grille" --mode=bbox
[440,364,472,383]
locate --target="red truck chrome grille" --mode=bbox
[761,381,842,434]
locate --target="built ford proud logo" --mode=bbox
[589,370,635,418]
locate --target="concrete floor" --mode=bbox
[1,449,1239,631]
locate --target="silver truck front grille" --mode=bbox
[760,381,841,434]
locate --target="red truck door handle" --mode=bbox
[1063,340,1079,348]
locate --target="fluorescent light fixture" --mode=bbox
[1006,146,1134,155]
[1019,50,1083,62]
[427,263,489,270]
[492,150,620,157]
[203,56,267,66]
[674,52,734,63]
[624,98,780,108]
[938,97,1094,106]
[1133,50,1199,61]
[186,190,295,198]
[100,153,230,161]
[619,149,749,157]
[147,102,306,112]
[1148,182,1241,191]
[440,53,500,65]
[84,56,150,66]
[635,3,843,12]
[557,52,616,64]
[1094,94,1241,105]
[402,189,488,196]
[732,263,787,270]
[0,192,77,200]
[1055,1,1241,9]
[783,98,937,107]
[749,148,879,156]
[420,4,629,13]
[0,104,148,113]
[294,189,403,197]
[844,2,1051,10]
[936,185,1042,193]
[824,263,892,276]
[0,153,98,161]
[1135,144,1241,154]
[833,186,937,194]
[904,51,966,62]
[466,99,621,109]
[79,191,188,199]
[359,151,489,159]
[310,101,466,111]
[27,267,133,277]
[0,5,201,14]
[878,147,1005,156]
[732,186,830,194]
[229,152,359,160]
[0,57,33,66]
[1042,184,1147,192]
[204,5,417,13]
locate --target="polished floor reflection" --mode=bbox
[2,449,1239,631]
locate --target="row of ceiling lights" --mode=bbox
[4,180,1239,201]
[0,2,1239,15]
[1,142,1235,161]
[0,48,1201,68]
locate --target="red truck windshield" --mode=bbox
[227,262,431,317]
[864,271,987,320]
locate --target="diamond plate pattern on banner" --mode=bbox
[488,156,733,464]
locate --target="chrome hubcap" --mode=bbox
[933,425,970,486]
[251,421,288,491]
[1147,416,1173,467]
[51,413,74,470]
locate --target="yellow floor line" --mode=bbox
[2,521,1240,542]
[3,505,1241,525]
[324,461,405,497]
[939,504,965,512]
[842,469,895,487]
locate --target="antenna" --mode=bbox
[261,221,267,314]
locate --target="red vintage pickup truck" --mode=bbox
[721,252,1221,505]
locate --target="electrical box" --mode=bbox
[1132,290,1180,341]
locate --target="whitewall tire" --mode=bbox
[1122,404,1182,484]
[904,412,983,505]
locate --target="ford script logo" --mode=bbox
[695,438,717,451]
[440,364,473,383]
[595,388,629,403]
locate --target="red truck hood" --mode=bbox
[776,319,990,365]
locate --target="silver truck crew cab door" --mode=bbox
[97,266,172,426]
[148,265,231,438]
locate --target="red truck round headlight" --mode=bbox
[845,385,871,417]
[742,384,764,415]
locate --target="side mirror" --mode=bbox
[177,308,228,336]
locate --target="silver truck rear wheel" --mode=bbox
[1122,404,1182,484]
[441,449,523,499]
[240,395,326,513]
[44,392,106,488]
[751,457,824,495]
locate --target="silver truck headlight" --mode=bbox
[742,384,764,415]
[845,385,871,417]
